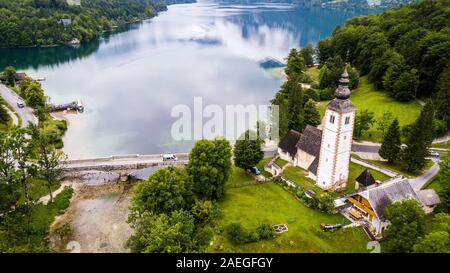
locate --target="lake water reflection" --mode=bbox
[0,1,372,158]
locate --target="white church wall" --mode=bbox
[278,148,293,163]
[296,149,316,170]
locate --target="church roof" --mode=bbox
[356,179,421,219]
[327,67,355,113]
[308,157,319,175]
[296,125,322,158]
[356,169,376,187]
[327,98,355,113]
[278,125,323,162]
[278,130,302,157]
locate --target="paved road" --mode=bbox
[0,83,38,128]
[352,143,380,153]
[409,159,440,191]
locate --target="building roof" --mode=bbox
[307,157,319,175]
[327,68,355,113]
[417,189,441,207]
[355,178,421,219]
[356,169,376,187]
[296,125,322,158]
[278,130,302,157]
[327,98,355,113]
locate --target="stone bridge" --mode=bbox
[61,153,189,181]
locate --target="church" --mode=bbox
[278,69,355,192]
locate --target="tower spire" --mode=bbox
[335,68,351,100]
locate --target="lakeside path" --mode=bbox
[0,83,38,128]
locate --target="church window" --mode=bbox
[329,115,335,124]
[345,116,350,124]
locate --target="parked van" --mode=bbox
[163,154,178,161]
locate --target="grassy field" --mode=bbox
[283,162,389,196]
[318,77,422,142]
[305,67,320,83]
[227,166,256,188]
[210,180,369,253]
[275,158,288,168]
[350,77,422,142]
[364,158,434,178]
[283,166,317,191]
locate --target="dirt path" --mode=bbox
[49,182,134,253]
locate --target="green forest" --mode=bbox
[317,0,450,106]
[0,0,193,47]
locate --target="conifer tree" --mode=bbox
[287,76,305,132]
[401,102,435,172]
[379,119,401,163]
[303,99,321,127]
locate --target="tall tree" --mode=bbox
[384,199,426,253]
[233,130,263,170]
[401,102,435,172]
[435,65,450,126]
[286,76,305,132]
[379,119,401,163]
[377,111,394,137]
[285,48,305,78]
[353,109,375,139]
[303,99,321,127]
[128,209,198,253]
[392,68,418,101]
[33,131,66,203]
[436,157,450,213]
[187,138,232,200]
[300,44,314,67]
[3,66,16,86]
[0,131,21,214]
[413,231,450,253]
[130,167,194,216]
[23,82,46,108]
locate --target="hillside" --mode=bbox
[0,0,195,47]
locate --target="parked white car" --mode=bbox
[163,154,178,161]
[429,151,440,157]
[17,101,25,108]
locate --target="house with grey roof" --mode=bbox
[346,178,422,235]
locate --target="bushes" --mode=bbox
[319,88,335,101]
[224,222,275,245]
[273,178,335,214]
[304,88,320,102]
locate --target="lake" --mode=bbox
[0,1,374,158]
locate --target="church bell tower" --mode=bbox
[316,69,355,191]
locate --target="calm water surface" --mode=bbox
[0,1,373,158]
